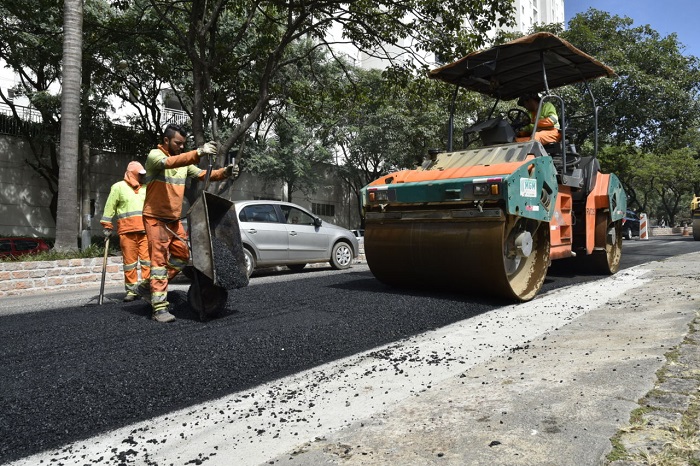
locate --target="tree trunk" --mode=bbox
[80,141,91,234]
[54,0,83,251]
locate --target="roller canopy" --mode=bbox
[429,32,615,100]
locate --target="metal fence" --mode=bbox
[0,103,45,137]
[0,102,157,155]
[161,108,190,126]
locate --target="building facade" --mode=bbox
[510,0,565,34]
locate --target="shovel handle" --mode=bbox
[98,236,109,305]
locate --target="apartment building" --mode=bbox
[511,0,565,34]
[330,0,565,70]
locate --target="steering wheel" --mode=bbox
[507,108,530,131]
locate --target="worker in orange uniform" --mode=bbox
[100,161,151,302]
[514,93,561,144]
[137,124,238,323]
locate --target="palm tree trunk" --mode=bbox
[54,0,83,251]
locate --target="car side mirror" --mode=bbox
[313,217,322,227]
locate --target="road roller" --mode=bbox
[361,32,627,301]
[691,195,700,241]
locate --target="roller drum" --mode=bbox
[365,213,549,302]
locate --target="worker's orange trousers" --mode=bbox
[515,128,561,144]
[143,216,189,312]
[119,231,150,295]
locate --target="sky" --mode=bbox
[564,0,700,58]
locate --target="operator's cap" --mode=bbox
[517,93,539,107]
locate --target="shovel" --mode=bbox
[98,235,110,305]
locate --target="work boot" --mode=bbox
[136,280,152,303]
[123,292,138,302]
[152,309,176,323]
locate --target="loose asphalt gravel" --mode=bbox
[1,248,699,465]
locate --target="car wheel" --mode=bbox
[625,227,632,239]
[287,264,307,272]
[243,247,255,278]
[330,241,353,270]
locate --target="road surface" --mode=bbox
[1,236,698,465]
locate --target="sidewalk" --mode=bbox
[265,253,700,466]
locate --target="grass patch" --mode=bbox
[606,435,629,462]
[628,406,655,427]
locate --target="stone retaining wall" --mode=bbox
[649,226,693,236]
[0,257,124,298]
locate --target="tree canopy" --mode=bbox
[1,0,514,241]
[106,0,515,157]
[5,1,700,235]
[560,9,700,223]
[561,9,700,152]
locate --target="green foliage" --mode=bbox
[100,0,515,158]
[599,144,700,225]
[246,107,332,202]
[3,0,519,225]
[560,9,700,224]
[641,148,698,225]
[330,69,459,203]
[0,243,110,262]
[562,9,700,152]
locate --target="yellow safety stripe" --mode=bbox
[123,261,138,271]
[168,256,188,270]
[150,267,168,280]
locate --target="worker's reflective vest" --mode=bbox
[100,181,147,234]
[522,101,560,134]
[142,145,227,220]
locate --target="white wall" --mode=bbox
[0,135,55,237]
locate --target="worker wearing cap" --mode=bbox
[137,123,238,323]
[100,161,151,302]
[515,93,561,144]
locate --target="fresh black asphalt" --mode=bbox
[0,237,696,464]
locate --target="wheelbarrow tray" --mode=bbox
[187,191,249,318]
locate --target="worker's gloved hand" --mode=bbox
[535,118,555,130]
[224,164,239,179]
[103,228,113,238]
[197,141,218,159]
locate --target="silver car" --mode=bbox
[234,200,359,277]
